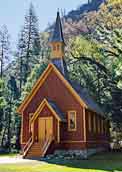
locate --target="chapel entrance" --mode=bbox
[38,117,53,143]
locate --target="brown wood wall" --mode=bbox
[21,69,110,149]
[22,70,84,144]
[85,109,110,147]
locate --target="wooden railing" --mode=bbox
[23,136,32,153]
[41,135,54,157]
[23,136,33,158]
[23,134,54,158]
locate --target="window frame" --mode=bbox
[68,111,77,131]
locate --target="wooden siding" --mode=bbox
[21,69,84,144]
[85,109,110,145]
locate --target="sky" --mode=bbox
[0,0,87,50]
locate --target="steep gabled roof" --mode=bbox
[49,11,64,43]
[69,81,104,116]
[47,99,66,121]
[53,64,104,117]
[17,63,87,114]
[17,62,104,116]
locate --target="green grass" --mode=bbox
[0,153,17,157]
[0,152,122,172]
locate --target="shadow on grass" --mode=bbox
[43,152,122,172]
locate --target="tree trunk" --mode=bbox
[0,44,4,78]
[7,99,12,152]
[25,15,32,80]
[19,54,23,93]
[16,123,21,150]
[97,69,101,104]
[1,126,7,147]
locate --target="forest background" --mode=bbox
[0,0,122,152]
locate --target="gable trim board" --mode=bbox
[21,113,25,144]
[17,63,87,114]
[83,108,86,142]
[17,64,53,114]
[31,99,62,123]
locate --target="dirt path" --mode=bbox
[0,156,45,164]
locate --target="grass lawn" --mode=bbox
[0,152,122,172]
[0,153,17,157]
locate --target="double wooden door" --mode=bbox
[38,117,53,143]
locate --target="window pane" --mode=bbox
[68,111,76,130]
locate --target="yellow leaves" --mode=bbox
[97,0,122,30]
[108,0,122,6]
[68,36,102,61]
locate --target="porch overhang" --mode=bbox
[30,98,65,124]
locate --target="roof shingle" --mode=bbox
[47,99,66,121]
[49,11,64,43]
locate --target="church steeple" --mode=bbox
[49,11,65,60]
[49,11,66,75]
[50,11,64,43]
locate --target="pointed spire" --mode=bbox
[49,11,67,76]
[50,11,64,43]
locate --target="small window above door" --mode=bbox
[68,111,77,131]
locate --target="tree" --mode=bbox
[22,62,47,99]
[0,25,10,78]
[5,76,19,152]
[0,79,7,147]
[17,3,41,90]
[66,36,109,106]
[17,29,26,93]
[40,32,50,61]
[66,15,122,129]
[86,0,122,130]
[0,79,6,146]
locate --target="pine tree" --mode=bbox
[17,3,41,89]
[17,29,26,92]
[0,25,10,78]
[5,76,19,152]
